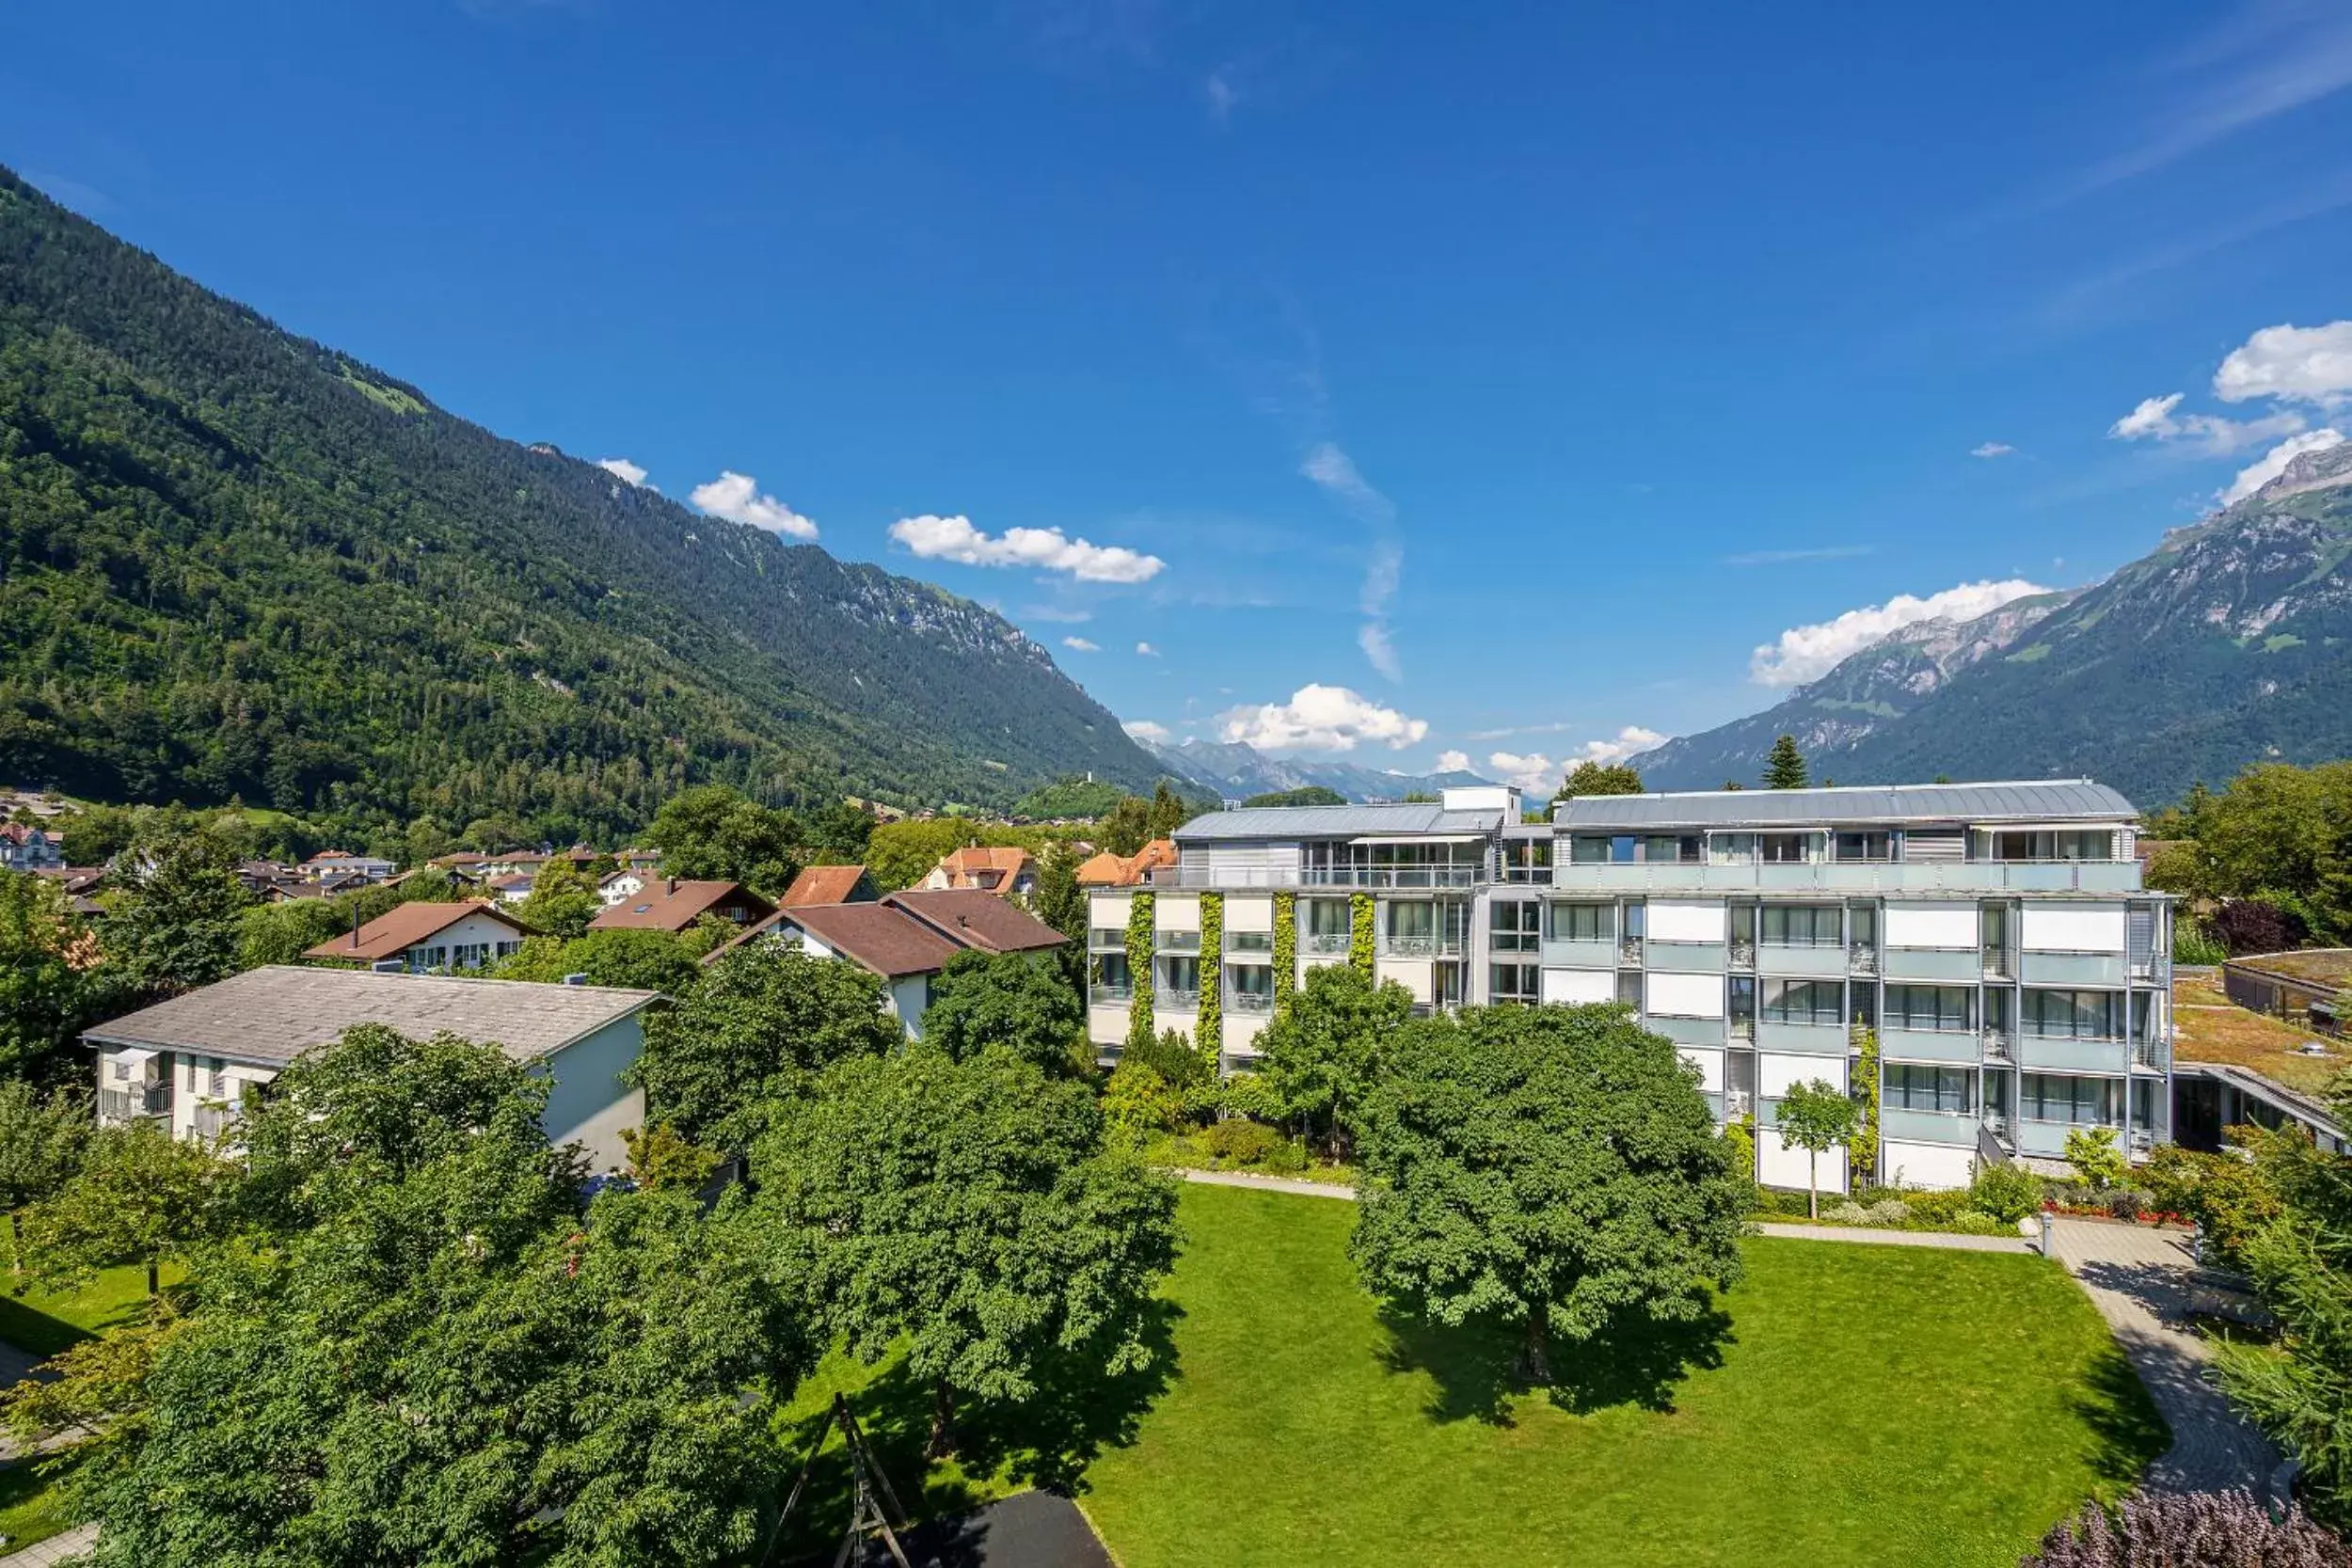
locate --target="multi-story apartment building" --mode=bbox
[1086,781,2171,1196]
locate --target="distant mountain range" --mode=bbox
[1634,440,2352,808]
[1140,737,1494,803]
[0,166,1160,836]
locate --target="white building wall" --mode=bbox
[1649,899,1726,943]
[1761,1053,1846,1099]
[1223,895,1275,933]
[1679,1048,1724,1092]
[1544,968,1613,1005]
[1884,901,1976,949]
[1881,1141,1977,1192]
[2022,903,2127,952]
[399,910,530,970]
[1646,971,1723,1018]
[1760,1129,1849,1196]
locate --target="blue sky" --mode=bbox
[11,1,2352,790]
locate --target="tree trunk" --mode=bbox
[8,1211,20,1277]
[1807,1150,1819,1220]
[927,1379,955,1460]
[147,1256,160,1299]
[1516,1314,1552,1386]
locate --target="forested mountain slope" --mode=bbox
[0,167,1157,840]
[1637,443,2352,806]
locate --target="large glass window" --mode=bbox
[1156,956,1200,1003]
[1760,905,1841,946]
[1548,902,1612,942]
[2021,1073,2122,1124]
[1305,899,1351,937]
[1387,901,1437,941]
[1760,832,1811,864]
[1884,1063,1973,1113]
[1227,963,1275,1010]
[1228,929,1273,953]
[1092,952,1133,998]
[1570,835,1611,863]
[2022,989,2123,1039]
[1834,831,1893,863]
[1489,900,1540,953]
[1763,978,1843,1025]
[1490,962,1539,1004]
[1645,834,1702,863]
[1884,984,1972,1032]
[1994,830,2115,862]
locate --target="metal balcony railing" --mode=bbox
[1300,866,1481,889]
[1159,989,1202,1012]
[1155,931,1202,953]
[1302,932,1351,955]
[1089,984,1134,1006]
[1228,990,1274,1014]
[1980,946,2014,979]
[1729,940,1756,970]
[99,1085,168,1121]
[1847,942,1878,975]
[1498,863,1554,884]
[1618,939,1645,966]
[1382,935,1465,958]
[1980,1028,2014,1062]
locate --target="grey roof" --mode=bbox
[1554,780,2138,832]
[1173,802,1503,843]
[84,966,660,1069]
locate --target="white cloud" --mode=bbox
[2214,321,2352,408]
[1434,749,1470,772]
[1357,621,1400,682]
[1136,641,1160,657]
[2221,428,2347,505]
[596,456,650,487]
[1486,751,1559,793]
[886,515,1163,583]
[1299,442,1395,522]
[1205,67,1238,122]
[1750,578,2052,688]
[1970,442,2015,459]
[1219,684,1430,752]
[2108,390,2304,453]
[1579,725,1669,763]
[1122,719,1172,745]
[690,471,818,540]
[1061,636,1100,652]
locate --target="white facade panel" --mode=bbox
[2022,903,2127,953]
[1884,901,1976,950]
[1646,971,1724,1019]
[1544,968,1614,1005]
[1223,895,1275,933]
[1089,892,1132,927]
[1679,1047,1724,1092]
[1760,1128,1848,1196]
[1761,1053,1847,1100]
[1375,957,1434,1004]
[1155,894,1201,931]
[1648,899,1727,944]
[1881,1140,1978,1192]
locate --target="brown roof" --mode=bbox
[930,845,1034,890]
[301,901,533,963]
[781,864,873,908]
[589,879,775,932]
[883,889,1067,955]
[783,902,966,977]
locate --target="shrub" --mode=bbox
[1944,1210,2013,1237]
[1197,1118,1282,1167]
[2172,920,2229,966]
[1864,1198,1909,1226]
[1103,1061,1183,1141]
[2141,1142,2283,1268]
[2213,897,2309,957]
[1215,1071,1285,1124]
[2022,1489,2343,1565]
[2108,1188,2146,1222]
[1901,1189,1971,1227]
[2066,1126,2129,1191]
[1258,1138,1308,1175]
[1968,1161,2046,1225]
[1823,1201,1872,1225]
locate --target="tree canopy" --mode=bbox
[1255,961,1416,1155]
[644,785,804,901]
[1772,1079,1857,1220]
[2143,761,2352,946]
[1762,735,1810,790]
[919,950,1085,1073]
[102,836,252,1003]
[1242,785,1348,809]
[1349,1004,1744,1383]
[1552,761,1645,801]
[0,870,107,1079]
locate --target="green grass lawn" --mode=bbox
[0,1449,85,1554]
[1075,1183,2164,1568]
[0,1253,168,1360]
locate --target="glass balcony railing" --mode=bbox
[1154,931,1202,953]
[1302,932,1352,955]
[1300,865,1481,889]
[1159,989,1201,1012]
[1089,983,1134,1006]
[1228,990,1275,1014]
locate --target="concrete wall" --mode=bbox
[537,1014,646,1174]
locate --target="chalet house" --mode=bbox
[588,878,775,934]
[922,846,1036,896]
[86,966,660,1171]
[711,888,1066,1038]
[303,901,535,973]
[0,823,64,873]
[779,863,879,907]
[1077,838,1177,889]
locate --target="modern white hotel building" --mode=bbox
[1086,781,2171,1196]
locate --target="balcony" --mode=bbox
[1981,1028,2015,1063]
[1756,1020,1849,1054]
[1089,983,1135,1006]
[1729,939,1756,971]
[1552,861,2144,895]
[1302,931,1351,956]
[1087,927,1127,951]
[1878,1025,1981,1064]
[2017,1034,2131,1075]
[1645,1015,1726,1047]
[1756,942,1847,979]
[1154,930,1202,954]
[2020,951,2127,988]
[1881,946,1980,983]
[1158,989,1201,1013]
[1227,931,1274,955]
[99,1084,168,1121]
[1880,1107,1980,1147]
[1847,942,1878,976]
[1498,863,1555,885]
[1646,941,1727,974]
[1981,946,2015,981]
[1228,990,1274,1014]
[1380,935,1465,958]
[1542,937,1616,969]
[193,1103,243,1142]
[2014,1118,2125,1160]
[1300,865,1482,890]
[1617,938,1645,967]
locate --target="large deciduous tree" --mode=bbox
[644,784,805,900]
[632,942,900,1150]
[1255,961,1415,1156]
[748,1044,1178,1458]
[516,854,605,942]
[0,1079,88,1273]
[103,836,252,1001]
[25,1120,230,1296]
[919,949,1084,1072]
[0,871,105,1079]
[1349,1004,1744,1384]
[1552,761,1645,801]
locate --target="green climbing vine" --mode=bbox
[1272,890,1296,1012]
[1851,1025,1881,1188]
[1124,892,1155,1051]
[1349,891,1375,978]
[1197,892,1223,1065]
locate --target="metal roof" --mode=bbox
[1553,780,2137,831]
[84,966,660,1070]
[1173,802,1504,843]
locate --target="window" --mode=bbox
[1228,963,1275,1009]
[1763,978,1843,1025]
[1304,899,1351,937]
[1387,901,1436,940]
[496,940,521,958]
[1228,929,1273,953]
[1847,904,1877,945]
[207,1057,227,1099]
[1615,970,1643,1006]
[1884,1064,1972,1113]
[1569,835,1611,864]
[452,942,489,970]
[1489,900,1540,953]
[1712,833,1757,864]
[1548,902,1612,942]
[2022,1073,2122,1125]
[1834,831,1892,863]
[1760,832,1811,864]
[1490,962,1539,1004]
[1156,956,1200,1001]
[1645,834,1702,863]
[1884,984,1972,1032]
[2022,989,2123,1039]
[1994,830,2114,862]
[1760,905,1841,946]
[1093,953,1133,994]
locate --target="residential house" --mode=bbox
[300,850,396,884]
[922,846,1036,896]
[588,878,774,934]
[715,887,1066,1037]
[1077,838,1177,889]
[1089,781,2177,1195]
[86,966,660,1170]
[486,871,538,907]
[0,823,65,872]
[779,863,879,907]
[303,900,535,973]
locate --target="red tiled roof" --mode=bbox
[1076,837,1176,887]
[930,846,1034,890]
[301,901,532,963]
[589,879,776,932]
[781,863,873,908]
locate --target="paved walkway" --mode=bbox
[1750,1221,2029,1251]
[1168,1168,1356,1199]
[0,1521,95,1567]
[2043,1217,2280,1496]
